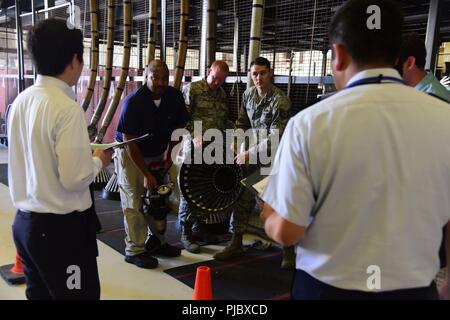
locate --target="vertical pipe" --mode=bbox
[247,0,264,88]
[31,0,36,25]
[81,0,99,111]
[173,0,189,89]
[161,0,167,61]
[14,0,24,93]
[44,0,55,20]
[271,47,276,71]
[199,0,208,78]
[31,0,36,82]
[425,0,441,72]
[144,0,157,83]
[287,50,293,98]
[206,0,217,69]
[232,0,239,73]
[232,15,239,73]
[321,49,327,76]
[137,32,142,73]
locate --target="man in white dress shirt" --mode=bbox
[7,18,112,300]
[261,0,450,299]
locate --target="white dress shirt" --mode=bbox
[8,75,102,214]
[262,68,450,291]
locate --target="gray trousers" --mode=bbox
[178,191,198,227]
[177,137,200,227]
[115,148,165,256]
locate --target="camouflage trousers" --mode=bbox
[229,165,258,235]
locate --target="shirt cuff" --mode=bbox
[247,145,258,158]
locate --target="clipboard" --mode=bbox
[91,133,152,150]
[240,169,269,198]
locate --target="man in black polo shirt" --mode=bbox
[115,60,189,269]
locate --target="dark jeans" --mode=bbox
[292,269,439,300]
[12,208,100,300]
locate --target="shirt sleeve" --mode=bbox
[235,90,252,130]
[261,118,315,227]
[116,96,139,135]
[54,105,100,192]
[175,89,190,127]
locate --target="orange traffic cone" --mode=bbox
[10,252,23,274]
[193,266,213,300]
[0,252,26,285]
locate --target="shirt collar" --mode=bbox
[200,79,215,93]
[253,83,274,99]
[35,75,76,100]
[415,72,434,91]
[346,68,402,87]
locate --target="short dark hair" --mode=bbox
[398,33,427,69]
[329,0,403,67]
[249,57,271,70]
[27,18,84,76]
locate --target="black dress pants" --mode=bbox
[12,209,100,300]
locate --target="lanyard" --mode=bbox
[345,74,405,90]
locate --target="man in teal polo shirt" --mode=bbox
[397,33,450,103]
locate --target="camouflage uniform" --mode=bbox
[179,79,234,226]
[231,84,291,235]
[184,79,233,134]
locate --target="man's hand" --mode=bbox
[440,75,450,88]
[235,151,249,165]
[260,202,274,222]
[193,136,203,149]
[93,148,113,167]
[144,172,158,191]
[438,281,450,300]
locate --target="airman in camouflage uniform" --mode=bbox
[183,80,233,134]
[179,61,233,253]
[213,57,295,269]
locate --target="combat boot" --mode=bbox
[213,233,244,260]
[181,225,201,254]
[281,246,296,270]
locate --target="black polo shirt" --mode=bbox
[115,85,190,157]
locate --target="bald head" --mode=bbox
[148,59,169,75]
[147,59,169,99]
[207,60,229,91]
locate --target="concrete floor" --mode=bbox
[0,145,263,300]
